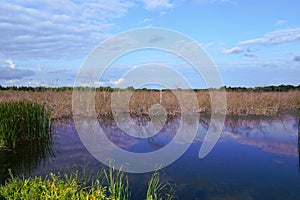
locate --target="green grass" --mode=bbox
[103,166,129,200]
[0,170,107,200]
[0,102,51,149]
[0,169,176,200]
[146,171,176,200]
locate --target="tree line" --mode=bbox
[223,84,300,92]
[0,84,299,92]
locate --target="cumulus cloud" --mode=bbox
[0,67,35,80]
[110,77,125,86]
[142,0,173,10]
[222,47,243,54]
[238,28,300,46]
[294,56,300,62]
[0,0,134,60]
[5,59,16,69]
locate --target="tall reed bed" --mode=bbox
[0,90,299,118]
[0,102,51,149]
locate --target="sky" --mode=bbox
[0,0,300,88]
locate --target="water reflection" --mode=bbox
[74,114,199,173]
[97,114,298,157]
[98,116,181,152]
[216,115,297,157]
[298,111,300,172]
[1,114,297,180]
[1,113,299,199]
[0,137,54,183]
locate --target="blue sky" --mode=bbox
[0,0,300,88]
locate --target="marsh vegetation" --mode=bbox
[0,168,175,200]
[0,86,299,199]
[0,102,51,149]
[0,89,299,118]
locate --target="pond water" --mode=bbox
[0,113,299,199]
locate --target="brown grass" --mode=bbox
[0,90,299,119]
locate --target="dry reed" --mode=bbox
[0,90,299,119]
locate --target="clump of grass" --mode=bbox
[0,102,51,149]
[0,168,176,200]
[0,170,107,200]
[147,171,176,200]
[103,166,130,200]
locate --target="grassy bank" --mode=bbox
[0,169,175,200]
[0,102,51,149]
[0,90,299,118]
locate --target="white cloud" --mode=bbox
[275,19,288,26]
[5,59,16,69]
[160,11,167,15]
[222,47,243,54]
[142,0,173,10]
[138,18,152,25]
[93,81,105,87]
[201,42,215,48]
[0,0,134,60]
[238,28,300,46]
[110,77,125,86]
[4,79,20,85]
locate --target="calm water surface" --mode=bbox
[0,114,299,200]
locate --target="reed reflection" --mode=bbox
[97,114,299,157]
[0,132,54,184]
[221,114,298,157]
[98,116,181,151]
[298,109,300,172]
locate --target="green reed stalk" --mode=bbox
[146,171,176,200]
[103,166,130,200]
[0,102,51,149]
